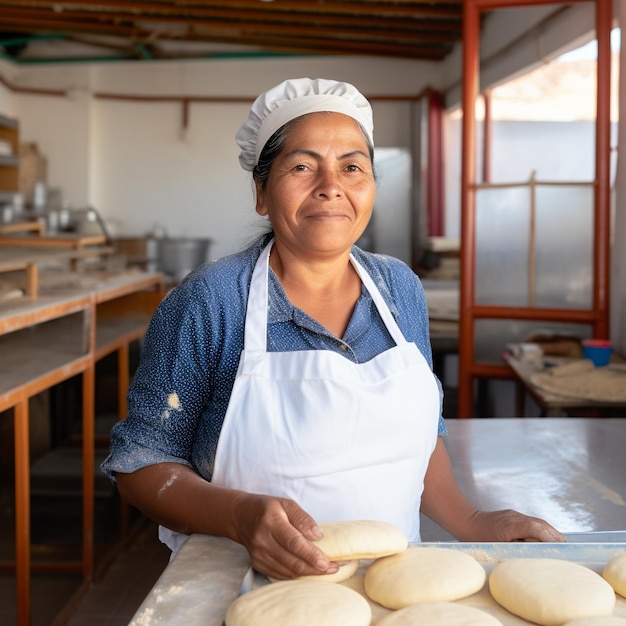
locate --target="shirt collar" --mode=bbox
[267,268,377,344]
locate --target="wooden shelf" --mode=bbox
[0,291,91,335]
[0,114,18,130]
[0,154,18,167]
[0,221,45,236]
[0,244,115,298]
[0,233,107,250]
[0,269,165,626]
[0,314,91,412]
[96,314,151,358]
[0,114,19,197]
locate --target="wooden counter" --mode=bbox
[0,244,115,297]
[0,221,45,236]
[0,269,165,626]
[504,353,626,417]
[0,233,107,248]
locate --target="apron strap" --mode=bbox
[350,253,408,347]
[244,239,408,352]
[244,239,272,352]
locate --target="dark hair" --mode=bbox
[252,113,376,190]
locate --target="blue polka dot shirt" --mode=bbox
[100,234,446,483]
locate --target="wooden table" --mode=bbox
[0,233,110,276]
[0,270,164,626]
[129,418,626,625]
[0,233,106,248]
[0,221,45,236]
[504,353,626,417]
[0,244,115,297]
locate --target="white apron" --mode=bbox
[160,240,440,554]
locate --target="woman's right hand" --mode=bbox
[231,492,339,580]
[116,464,336,579]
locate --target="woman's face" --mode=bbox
[255,112,376,258]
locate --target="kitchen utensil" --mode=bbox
[157,237,211,281]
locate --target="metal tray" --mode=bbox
[419,540,626,564]
[245,542,626,625]
[129,535,626,626]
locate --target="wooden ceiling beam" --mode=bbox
[0,5,462,36]
[187,23,459,46]
[172,0,463,17]
[0,0,463,61]
[0,14,452,60]
[209,35,450,60]
[0,7,461,45]
[0,0,463,21]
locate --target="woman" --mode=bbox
[101,77,564,581]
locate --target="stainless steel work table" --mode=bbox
[130,419,626,625]
[421,417,626,540]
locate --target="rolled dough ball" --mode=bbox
[604,553,626,597]
[225,579,371,626]
[341,574,394,624]
[364,547,486,610]
[489,558,616,626]
[314,520,408,561]
[269,559,359,584]
[375,601,504,625]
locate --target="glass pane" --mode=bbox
[535,184,594,309]
[475,186,530,306]
[475,182,594,310]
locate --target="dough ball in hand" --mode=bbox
[269,520,407,584]
[314,520,408,561]
[269,559,359,583]
[489,558,616,626]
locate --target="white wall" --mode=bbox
[8,55,437,259]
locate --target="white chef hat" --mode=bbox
[236,77,374,171]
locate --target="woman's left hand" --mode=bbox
[464,509,567,542]
[421,439,566,543]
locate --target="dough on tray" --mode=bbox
[313,520,408,561]
[269,559,359,583]
[563,618,626,626]
[375,601,504,625]
[489,558,616,626]
[603,553,626,597]
[364,546,486,610]
[225,579,371,626]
